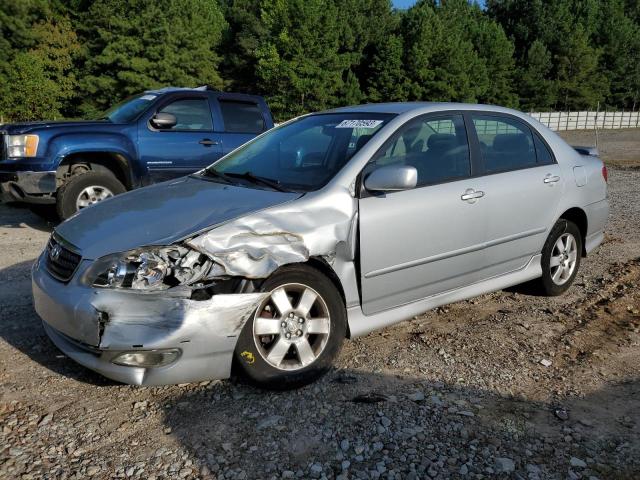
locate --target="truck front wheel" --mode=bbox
[56,171,125,219]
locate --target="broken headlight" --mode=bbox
[87,246,213,290]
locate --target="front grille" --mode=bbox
[45,236,82,282]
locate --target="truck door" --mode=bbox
[211,94,271,156]
[138,93,223,182]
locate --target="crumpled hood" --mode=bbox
[55,176,301,259]
[2,119,112,135]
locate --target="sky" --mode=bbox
[392,0,486,9]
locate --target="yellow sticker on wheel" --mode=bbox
[240,351,255,365]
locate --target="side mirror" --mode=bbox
[364,164,417,192]
[150,112,177,129]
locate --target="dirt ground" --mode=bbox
[559,129,640,168]
[0,129,639,480]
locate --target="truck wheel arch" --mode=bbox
[56,152,134,190]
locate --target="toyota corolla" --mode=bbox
[32,103,609,388]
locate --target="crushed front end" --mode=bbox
[32,234,268,385]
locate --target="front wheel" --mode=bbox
[234,265,346,389]
[56,170,126,220]
[537,219,582,296]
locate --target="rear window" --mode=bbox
[534,134,555,165]
[219,100,266,133]
[472,115,537,174]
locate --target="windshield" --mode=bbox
[97,93,158,123]
[205,112,394,192]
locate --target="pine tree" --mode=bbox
[555,25,608,110]
[76,0,227,117]
[596,0,640,108]
[0,17,80,121]
[253,0,351,120]
[366,33,409,102]
[518,40,556,110]
[0,0,52,64]
[219,0,266,93]
[403,1,488,103]
[465,6,518,106]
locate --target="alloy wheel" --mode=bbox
[253,283,331,371]
[550,232,578,285]
[75,185,114,210]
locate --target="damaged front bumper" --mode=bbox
[32,252,266,385]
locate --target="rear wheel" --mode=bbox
[537,219,582,296]
[234,265,346,389]
[56,170,125,220]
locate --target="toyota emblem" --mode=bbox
[50,244,62,261]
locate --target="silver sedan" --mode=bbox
[32,103,609,388]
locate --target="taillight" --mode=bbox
[602,165,608,183]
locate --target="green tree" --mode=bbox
[335,0,397,98]
[402,0,488,102]
[518,40,556,110]
[219,0,267,93]
[0,17,80,121]
[463,6,518,106]
[76,0,227,117]
[365,33,409,102]
[596,0,640,108]
[555,25,608,110]
[0,0,52,63]
[341,69,364,106]
[486,0,547,57]
[253,0,351,119]
[626,0,640,22]
[486,0,620,109]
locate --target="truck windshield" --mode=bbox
[205,112,394,192]
[98,93,157,123]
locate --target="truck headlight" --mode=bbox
[7,134,39,157]
[85,246,213,290]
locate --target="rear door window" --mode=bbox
[533,134,555,165]
[471,115,537,174]
[158,98,213,131]
[219,100,266,133]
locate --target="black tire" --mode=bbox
[56,170,125,220]
[234,264,346,389]
[537,219,583,296]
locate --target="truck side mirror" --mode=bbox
[150,112,177,130]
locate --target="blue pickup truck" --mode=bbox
[0,86,273,218]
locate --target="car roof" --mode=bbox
[325,102,522,116]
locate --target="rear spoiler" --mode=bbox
[573,145,599,157]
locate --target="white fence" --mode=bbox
[529,111,640,131]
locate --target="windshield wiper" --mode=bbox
[224,171,289,192]
[200,168,233,184]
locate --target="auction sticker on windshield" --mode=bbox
[335,120,384,129]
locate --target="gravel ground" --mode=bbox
[1,130,639,480]
[559,129,640,168]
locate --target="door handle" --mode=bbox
[461,189,485,202]
[543,174,560,184]
[199,139,219,146]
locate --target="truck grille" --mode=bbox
[45,236,82,282]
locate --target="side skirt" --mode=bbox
[347,254,542,338]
